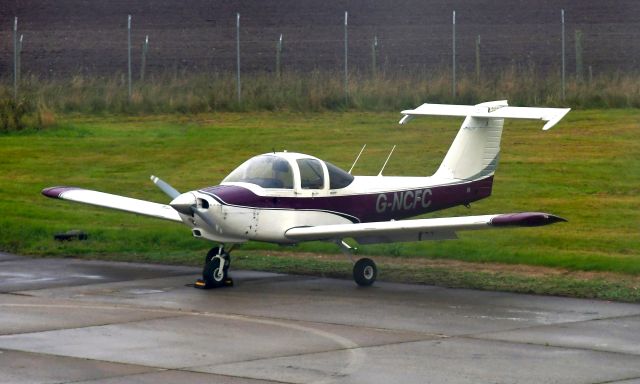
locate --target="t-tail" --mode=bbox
[400,100,570,186]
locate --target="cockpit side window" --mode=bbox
[325,161,354,189]
[297,158,325,189]
[223,155,293,189]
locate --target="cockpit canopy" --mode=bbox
[222,153,354,190]
[223,154,294,189]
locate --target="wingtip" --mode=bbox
[542,108,571,130]
[398,115,414,125]
[491,212,567,227]
[42,186,80,199]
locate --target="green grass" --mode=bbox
[0,109,638,300]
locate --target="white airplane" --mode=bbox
[43,100,570,288]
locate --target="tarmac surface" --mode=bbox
[1,252,640,384]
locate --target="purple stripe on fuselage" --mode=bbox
[42,186,81,199]
[200,176,494,223]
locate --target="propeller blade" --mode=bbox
[151,175,180,199]
[193,209,216,228]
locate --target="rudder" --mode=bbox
[434,101,507,181]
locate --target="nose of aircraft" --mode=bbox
[170,192,196,215]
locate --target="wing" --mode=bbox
[285,212,566,245]
[42,186,182,223]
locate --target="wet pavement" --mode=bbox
[1,252,639,384]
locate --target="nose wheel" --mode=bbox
[195,246,234,289]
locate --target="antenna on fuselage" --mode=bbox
[348,144,366,174]
[377,145,396,176]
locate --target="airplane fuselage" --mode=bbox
[183,174,494,244]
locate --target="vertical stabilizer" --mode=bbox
[434,101,506,181]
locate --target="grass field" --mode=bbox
[0,109,638,300]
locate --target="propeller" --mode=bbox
[151,175,216,228]
[151,175,180,199]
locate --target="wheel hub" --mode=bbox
[212,255,225,281]
[363,265,374,280]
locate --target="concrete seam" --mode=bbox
[458,334,640,359]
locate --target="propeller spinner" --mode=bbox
[151,175,216,228]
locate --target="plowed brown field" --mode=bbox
[1,1,638,78]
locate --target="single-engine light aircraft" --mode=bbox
[43,100,570,288]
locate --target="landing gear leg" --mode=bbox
[195,246,234,289]
[337,240,377,287]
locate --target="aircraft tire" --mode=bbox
[353,258,377,286]
[203,248,229,288]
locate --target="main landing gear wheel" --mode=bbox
[353,258,377,286]
[197,247,233,289]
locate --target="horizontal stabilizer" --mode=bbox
[42,186,182,222]
[285,212,565,245]
[400,101,570,130]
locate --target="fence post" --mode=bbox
[276,34,282,79]
[371,35,378,78]
[140,35,148,81]
[344,11,348,103]
[452,10,456,98]
[17,34,23,90]
[236,13,241,103]
[588,65,593,85]
[13,17,18,101]
[127,15,132,102]
[475,35,481,82]
[561,9,565,101]
[575,29,583,82]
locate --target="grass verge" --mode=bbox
[2,68,639,123]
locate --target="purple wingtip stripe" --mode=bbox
[491,212,567,227]
[42,186,81,199]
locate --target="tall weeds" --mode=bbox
[1,69,638,123]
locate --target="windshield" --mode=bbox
[223,155,294,189]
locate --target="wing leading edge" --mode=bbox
[285,212,566,245]
[42,186,182,222]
